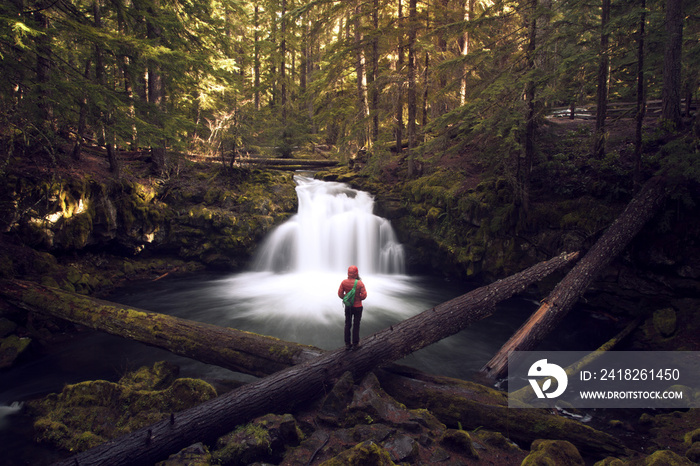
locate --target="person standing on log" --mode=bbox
[338,265,367,350]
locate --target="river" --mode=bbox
[0,176,617,465]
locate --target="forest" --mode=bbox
[1,0,697,186]
[1,0,700,464]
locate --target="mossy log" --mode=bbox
[49,251,579,466]
[0,279,323,378]
[481,176,670,379]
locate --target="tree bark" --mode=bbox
[406,0,418,177]
[661,0,683,128]
[354,0,370,149]
[520,0,538,215]
[44,252,578,466]
[634,0,646,188]
[481,176,669,380]
[592,0,610,158]
[395,0,405,153]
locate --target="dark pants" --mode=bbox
[344,306,363,346]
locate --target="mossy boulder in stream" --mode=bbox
[0,334,32,369]
[28,361,217,453]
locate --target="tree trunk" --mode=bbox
[72,59,92,161]
[406,0,418,176]
[634,0,646,188]
[371,0,380,142]
[42,252,579,466]
[592,0,610,158]
[520,0,538,215]
[481,176,669,380]
[459,0,473,106]
[0,279,322,378]
[661,0,683,129]
[395,0,404,153]
[254,5,261,111]
[354,1,370,149]
[147,0,167,175]
[280,0,287,121]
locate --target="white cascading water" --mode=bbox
[214,175,431,347]
[253,176,405,274]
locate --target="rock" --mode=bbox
[0,317,17,337]
[317,371,355,426]
[213,413,302,465]
[383,434,418,462]
[640,449,694,465]
[440,429,479,459]
[0,334,32,369]
[686,442,700,463]
[593,457,627,466]
[28,362,217,453]
[684,428,700,446]
[319,440,396,466]
[653,307,677,337]
[156,442,211,466]
[522,439,584,466]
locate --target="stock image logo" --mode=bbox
[528,359,568,399]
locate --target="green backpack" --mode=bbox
[342,280,358,307]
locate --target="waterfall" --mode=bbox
[253,176,405,275]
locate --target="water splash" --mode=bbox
[0,402,23,429]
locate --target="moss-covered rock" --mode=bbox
[653,307,677,337]
[319,440,397,466]
[0,317,17,338]
[522,439,584,466]
[0,334,32,369]
[639,449,694,465]
[157,442,212,466]
[593,457,627,466]
[213,413,302,465]
[686,442,700,463]
[440,429,478,459]
[28,362,217,453]
[684,428,700,446]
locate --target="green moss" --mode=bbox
[653,307,677,337]
[0,334,32,369]
[640,449,694,465]
[319,440,397,466]
[440,429,478,459]
[593,458,626,466]
[28,362,217,453]
[521,439,584,466]
[685,428,700,446]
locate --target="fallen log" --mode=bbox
[376,366,627,458]
[480,176,669,379]
[53,251,579,466]
[509,316,642,403]
[0,279,322,378]
[242,158,339,168]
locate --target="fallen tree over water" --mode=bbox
[33,252,593,465]
[0,279,322,378]
[481,176,670,379]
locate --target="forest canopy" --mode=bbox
[1,0,698,192]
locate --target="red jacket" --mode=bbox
[338,266,367,307]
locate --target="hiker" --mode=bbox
[338,265,367,350]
